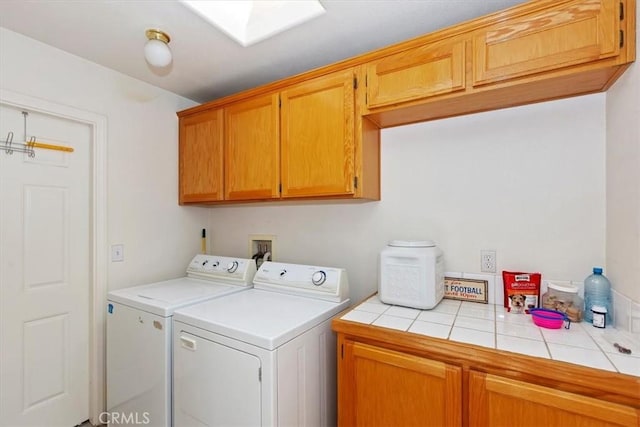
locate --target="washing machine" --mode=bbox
[106,254,256,427]
[173,261,350,427]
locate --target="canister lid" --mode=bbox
[388,240,435,248]
[548,282,579,293]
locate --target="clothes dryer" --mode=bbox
[173,261,350,426]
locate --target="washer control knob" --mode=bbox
[280,269,287,277]
[226,261,239,273]
[212,261,220,267]
[312,271,327,286]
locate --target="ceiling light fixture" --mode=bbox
[144,29,172,68]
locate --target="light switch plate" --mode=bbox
[111,244,124,262]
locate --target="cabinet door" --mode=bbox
[339,341,462,427]
[179,109,224,204]
[366,39,465,109]
[473,0,621,86]
[225,93,280,201]
[468,370,639,427]
[280,69,355,198]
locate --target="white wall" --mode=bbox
[208,95,607,304]
[0,28,205,290]
[605,2,640,303]
[0,24,624,309]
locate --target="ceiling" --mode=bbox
[0,0,527,103]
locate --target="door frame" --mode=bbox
[0,88,108,425]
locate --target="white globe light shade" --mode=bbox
[144,38,172,67]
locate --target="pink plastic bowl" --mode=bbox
[530,308,567,329]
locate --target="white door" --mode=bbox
[0,105,91,427]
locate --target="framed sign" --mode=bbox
[444,277,488,304]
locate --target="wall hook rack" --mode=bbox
[1,111,74,157]
[2,131,34,157]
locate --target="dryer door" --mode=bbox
[174,331,261,426]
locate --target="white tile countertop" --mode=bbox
[340,294,640,377]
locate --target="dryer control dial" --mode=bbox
[312,271,327,286]
[226,261,239,273]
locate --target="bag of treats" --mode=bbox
[502,271,542,314]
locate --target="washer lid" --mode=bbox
[107,277,249,317]
[388,240,435,247]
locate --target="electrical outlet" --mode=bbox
[480,250,496,273]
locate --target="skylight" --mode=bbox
[180,0,326,47]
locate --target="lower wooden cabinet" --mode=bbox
[469,370,639,427]
[334,319,640,427]
[339,340,462,427]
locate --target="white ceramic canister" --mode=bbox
[378,240,444,309]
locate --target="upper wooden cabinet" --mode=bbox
[361,0,634,127]
[365,38,466,109]
[225,93,280,201]
[224,69,364,202]
[473,0,622,86]
[179,68,376,204]
[177,0,634,204]
[179,109,224,204]
[281,69,356,198]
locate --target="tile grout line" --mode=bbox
[580,323,621,373]
[446,301,462,340]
